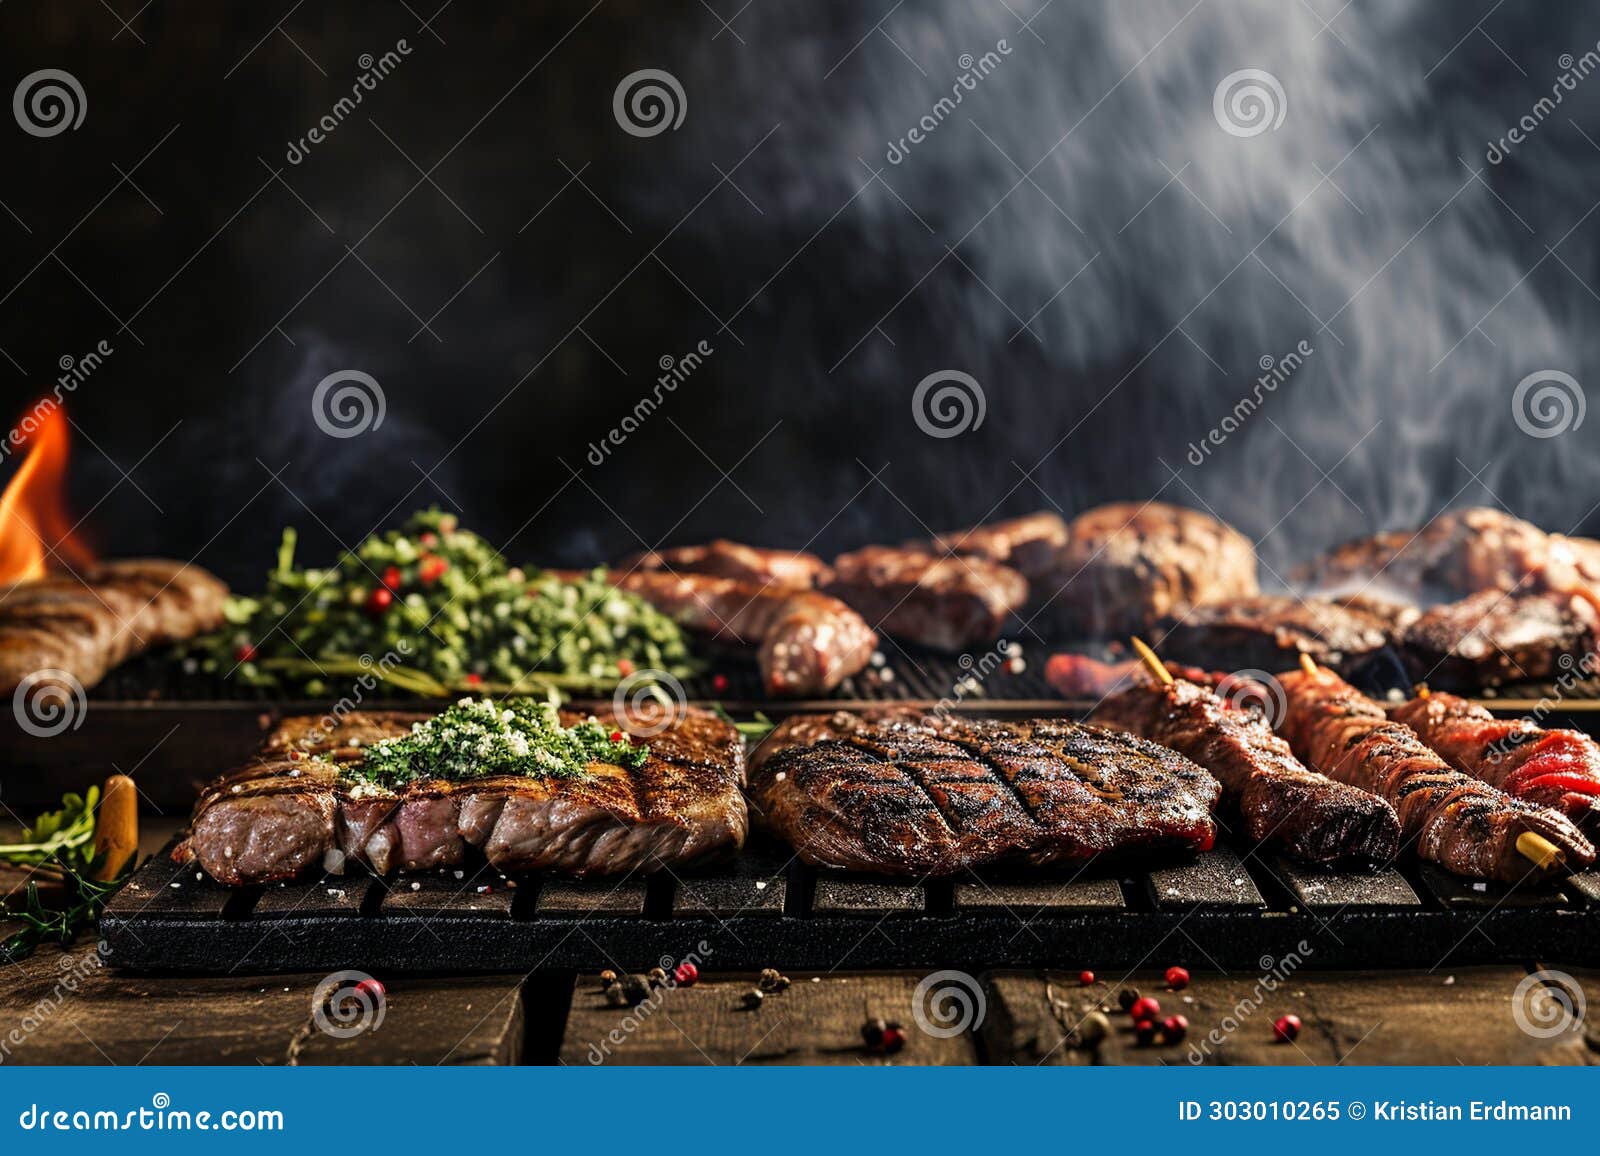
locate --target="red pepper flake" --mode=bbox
[419,556,447,584]
[381,565,403,591]
[287,749,302,761]
[234,643,258,663]
[617,657,635,677]
[365,587,393,616]
[463,672,483,686]
[712,673,729,693]
[610,731,624,743]
[419,532,438,546]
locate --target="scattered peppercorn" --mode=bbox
[1163,1014,1188,1043]
[1077,1011,1111,1047]
[879,1023,907,1054]
[1133,1018,1159,1046]
[1165,966,1190,991]
[741,988,765,1010]
[1129,996,1161,1022]
[861,1017,887,1049]
[354,977,386,1002]
[673,962,699,987]
[599,969,618,988]
[1274,1014,1302,1043]
[758,968,790,992]
[618,974,651,1006]
[648,967,668,987]
[1118,988,1140,1012]
[712,673,729,692]
[1078,969,1096,986]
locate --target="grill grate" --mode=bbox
[101,834,1600,974]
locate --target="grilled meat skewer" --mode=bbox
[1093,678,1401,869]
[1389,691,1600,829]
[1279,666,1594,880]
[0,559,228,697]
[619,540,832,591]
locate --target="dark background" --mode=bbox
[2,0,1600,590]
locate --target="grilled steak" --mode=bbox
[1279,668,1594,880]
[0,559,228,696]
[177,706,748,884]
[1034,502,1258,638]
[826,546,1028,651]
[749,712,1221,875]
[1390,691,1599,829]
[1093,679,1401,868]
[924,511,1068,582]
[620,540,832,590]
[601,570,875,696]
[1400,590,1597,689]
[1156,594,1390,676]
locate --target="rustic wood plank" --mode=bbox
[536,878,648,917]
[106,856,245,920]
[1272,859,1421,910]
[982,966,1596,1066]
[253,874,376,918]
[1145,847,1266,910]
[672,860,786,919]
[812,877,925,916]
[0,939,525,1065]
[379,870,516,920]
[560,972,977,1065]
[954,876,1124,915]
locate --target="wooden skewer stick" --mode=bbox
[1415,683,1431,699]
[91,773,139,883]
[1129,637,1173,685]
[1516,830,1565,873]
[1299,652,1319,677]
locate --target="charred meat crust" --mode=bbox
[923,511,1069,582]
[619,540,833,590]
[1157,594,1391,676]
[748,712,1220,876]
[176,707,748,885]
[1399,590,1597,689]
[826,546,1029,652]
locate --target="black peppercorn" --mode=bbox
[1118,987,1140,1012]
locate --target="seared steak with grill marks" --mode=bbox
[924,512,1068,582]
[1035,502,1258,638]
[620,540,832,590]
[1157,594,1390,676]
[1093,679,1400,868]
[176,707,747,885]
[749,712,1220,875]
[827,546,1028,651]
[1400,590,1597,689]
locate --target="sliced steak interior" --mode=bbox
[826,546,1028,652]
[1034,501,1258,639]
[749,712,1220,876]
[619,540,832,590]
[1155,594,1390,676]
[1400,589,1597,689]
[1092,679,1400,869]
[924,511,1068,582]
[177,706,748,884]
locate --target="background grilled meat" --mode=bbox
[0,559,227,696]
[1390,691,1600,828]
[177,706,748,885]
[601,569,875,695]
[619,540,832,590]
[924,511,1068,582]
[1279,669,1594,881]
[1092,679,1400,869]
[1400,590,1597,689]
[1034,502,1258,639]
[1156,594,1390,676]
[826,546,1028,652]
[748,712,1220,876]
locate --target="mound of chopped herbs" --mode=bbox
[189,509,696,697]
[348,697,647,789]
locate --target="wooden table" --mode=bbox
[2,823,1597,1065]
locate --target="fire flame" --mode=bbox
[0,402,96,585]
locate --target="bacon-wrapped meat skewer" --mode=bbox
[1389,690,1599,831]
[1278,662,1594,881]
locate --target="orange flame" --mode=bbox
[0,402,96,584]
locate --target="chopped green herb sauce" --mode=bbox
[348,697,648,789]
